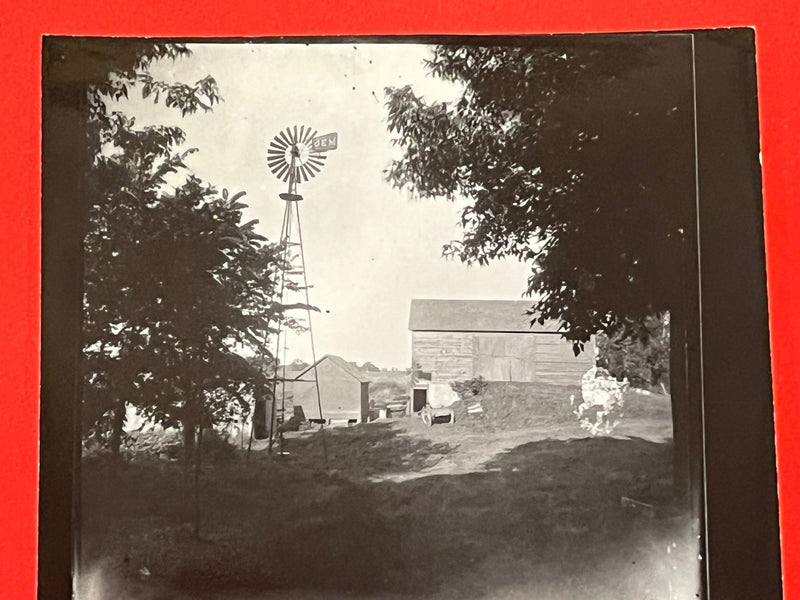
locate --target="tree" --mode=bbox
[83,113,288,459]
[79,42,286,460]
[385,37,699,499]
[43,38,271,575]
[289,359,311,371]
[597,313,670,391]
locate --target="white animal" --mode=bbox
[573,366,629,435]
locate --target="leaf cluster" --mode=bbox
[385,38,696,350]
[80,43,281,446]
[596,313,671,390]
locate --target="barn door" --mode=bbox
[412,388,427,412]
[473,335,537,381]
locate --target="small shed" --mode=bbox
[409,299,595,409]
[292,355,370,424]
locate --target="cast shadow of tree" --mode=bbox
[118,434,692,598]
[82,430,699,598]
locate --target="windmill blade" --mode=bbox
[278,129,293,147]
[305,161,323,179]
[307,155,324,168]
[275,162,290,181]
[307,155,327,169]
[269,144,288,159]
[301,126,315,144]
[268,145,288,156]
[268,126,332,184]
[304,160,323,175]
[269,138,289,151]
[267,152,288,164]
[267,154,286,168]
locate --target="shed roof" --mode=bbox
[294,354,371,383]
[408,299,562,333]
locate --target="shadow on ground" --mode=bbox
[79,425,700,599]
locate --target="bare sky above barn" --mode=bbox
[113,42,532,368]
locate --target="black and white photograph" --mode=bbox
[39,32,779,599]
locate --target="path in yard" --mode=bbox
[369,415,671,483]
[368,426,546,482]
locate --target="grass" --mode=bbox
[78,386,697,599]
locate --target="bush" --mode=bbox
[596,313,670,391]
[450,376,489,400]
[199,428,237,463]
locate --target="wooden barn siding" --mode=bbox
[412,331,594,386]
[473,334,538,381]
[531,334,594,386]
[412,331,474,384]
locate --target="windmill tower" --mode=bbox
[265,126,337,454]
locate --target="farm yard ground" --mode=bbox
[78,386,701,600]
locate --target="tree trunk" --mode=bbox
[182,413,197,467]
[193,425,203,538]
[669,303,703,516]
[252,389,268,440]
[108,399,126,456]
[181,371,199,466]
[669,307,691,503]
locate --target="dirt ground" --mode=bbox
[78,388,701,599]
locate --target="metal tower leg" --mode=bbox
[267,162,325,458]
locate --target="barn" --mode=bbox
[408,299,595,410]
[291,355,370,424]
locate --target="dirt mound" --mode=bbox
[446,382,672,436]
[449,381,579,432]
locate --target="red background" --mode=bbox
[3,1,797,597]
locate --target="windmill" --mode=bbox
[265,126,337,454]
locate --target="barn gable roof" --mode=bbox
[294,354,371,383]
[408,299,562,333]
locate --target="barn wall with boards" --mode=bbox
[411,330,594,386]
[408,299,595,407]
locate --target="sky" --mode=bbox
[113,42,532,368]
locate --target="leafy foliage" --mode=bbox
[596,313,670,391]
[385,38,696,351]
[80,43,282,454]
[385,39,701,496]
[80,41,220,129]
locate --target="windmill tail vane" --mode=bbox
[267,125,331,190]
